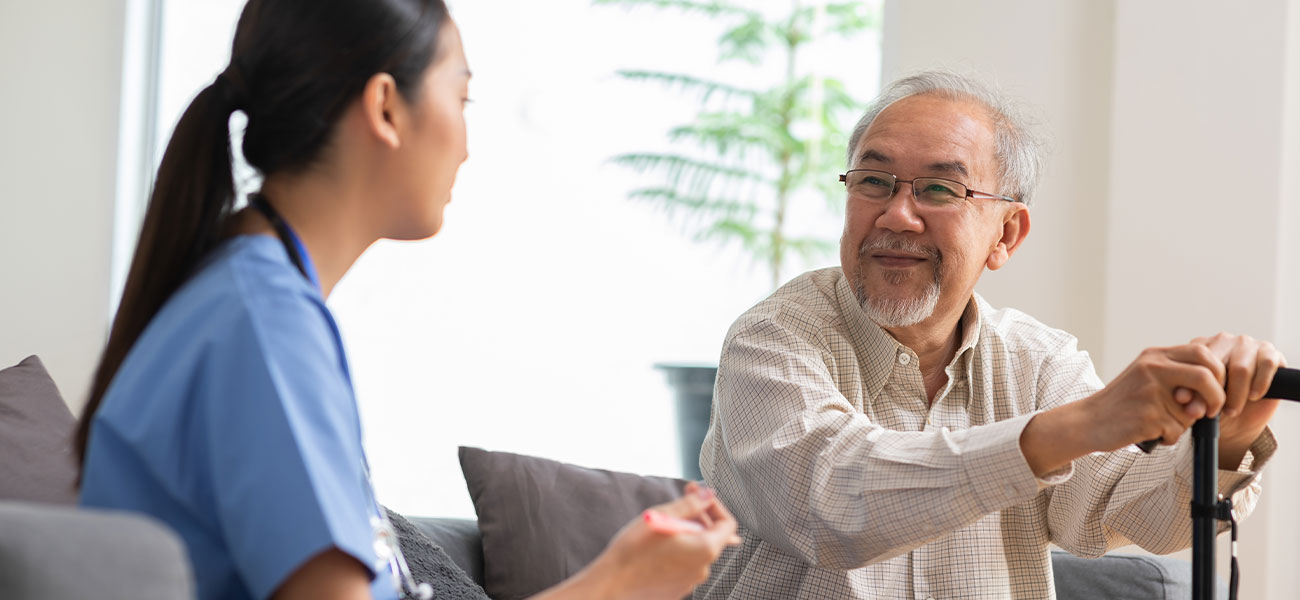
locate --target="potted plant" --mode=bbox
[597,0,879,479]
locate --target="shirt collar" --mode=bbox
[954,295,983,370]
[835,270,984,399]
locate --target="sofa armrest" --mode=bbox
[0,501,194,600]
[407,516,485,587]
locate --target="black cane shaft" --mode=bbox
[1192,417,1218,600]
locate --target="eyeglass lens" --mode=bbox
[844,170,966,206]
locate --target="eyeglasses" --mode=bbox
[838,169,1020,209]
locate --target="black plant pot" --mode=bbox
[655,363,718,481]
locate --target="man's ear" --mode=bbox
[987,203,1031,271]
[360,72,402,149]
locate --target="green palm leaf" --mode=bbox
[615,70,759,104]
[592,0,757,18]
[597,0,880,286]
[610,152,765,196]
[627,187,760,222]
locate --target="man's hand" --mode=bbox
[1021,333,1284,478]
[1022,343,1228,477]
[1082,343,1231,452]
[1182,333,1284,468]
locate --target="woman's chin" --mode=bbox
[384,215,444,242]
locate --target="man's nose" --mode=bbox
[875,182,925,233]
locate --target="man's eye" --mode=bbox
[863,176,890,187]
[924,182,960,196]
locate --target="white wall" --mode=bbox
[1263,3,1300,597]
[0,0,126,409]
[887,0,1300,596]
[1104,3,1300,596]
[1104,1,1287,374]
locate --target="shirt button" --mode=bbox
[898,353,911,365]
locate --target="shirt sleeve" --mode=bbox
[703,316,1045,570]
[1037,346,1275,556]
[197,299,382,599]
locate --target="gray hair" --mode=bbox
[846,71,1046,205]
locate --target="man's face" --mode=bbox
[840,94,1016,330]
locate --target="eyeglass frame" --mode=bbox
[837,168,1021,207]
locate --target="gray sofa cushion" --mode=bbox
[0,356,77,504]
[0,501,194,600]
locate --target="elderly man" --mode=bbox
[693,71,1282,599]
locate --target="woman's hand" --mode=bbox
[537,482,741,600]
[600,482,741,599]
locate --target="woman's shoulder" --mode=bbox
[108,236,340,400]
[156,235,330,337]
[95,235,352,445]
[201,235,322,311]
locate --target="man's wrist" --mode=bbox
[1219,428,1267,471]
[1021,403,1092,477]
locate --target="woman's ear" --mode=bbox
[987,203,1031,271]
[360,73,402,149]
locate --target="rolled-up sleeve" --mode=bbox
[1035,346,1275,556]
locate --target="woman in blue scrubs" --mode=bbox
[75,1,739,599]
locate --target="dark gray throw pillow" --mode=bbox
[458,446,689,600]
[0,356,78,505]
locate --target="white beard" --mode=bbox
[851,233,944,328]
[860,277,941,327]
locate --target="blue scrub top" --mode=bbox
[80,235,397,600]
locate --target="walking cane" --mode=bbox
[1135,367,1300,600]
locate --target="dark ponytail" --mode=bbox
[76,0,449,469]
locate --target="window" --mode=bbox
[121,0,881,518]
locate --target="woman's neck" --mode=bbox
[237,171,378,298]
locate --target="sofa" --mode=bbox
[0,500,1213,600]
[1,355,1219,599]
[409,515,1209,600]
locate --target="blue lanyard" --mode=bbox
[249,194,321,292]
